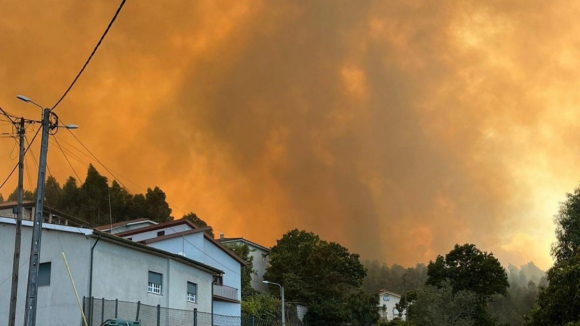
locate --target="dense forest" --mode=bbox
[0,164,175,227]
[362,260,546,326]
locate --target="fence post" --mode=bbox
[115,299,118,318]
[156,305,161,326]
[81,296,86,326]
[90,296,94,326]
[101,297,105,324]
[136,301,141,321]
[251,315,255,326]
[193,308,197,326]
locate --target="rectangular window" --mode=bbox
[38,262,51,286]
[187,282,197,303]
[157,231,165,237]
[148,271,162,294]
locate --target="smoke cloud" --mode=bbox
[2,0,579,269]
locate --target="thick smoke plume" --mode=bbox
[2,1,579,269]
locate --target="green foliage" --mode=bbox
[411,281,478,326]
[12,165,175,226]
[0,193,4,203]
[487,280,538,326]
[362,260,427,301]
[264,229,367,326]
[427,244,509,301]
[347,289,381,326]
[525,252,580,326]
[553,185,580,262]
[144,187,172,223]
[182,212,214,237]
[242,294,281,321]
[427,244,508,326]
[223,242,258,299]
[7,187,35,202]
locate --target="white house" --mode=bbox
[378,290,405,321]
[0,217,221,326]
[217,235,270,293]
[108,219,246,321]
[0,200,89,227]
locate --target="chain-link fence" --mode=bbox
[83,297,302,326]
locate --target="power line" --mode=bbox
[52,137,82,182]
[63,128,130,191]
[0,127,41,192]
[51,0,127,111]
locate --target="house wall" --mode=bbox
[91,240,213,313]
[378,292,403,321]
[0,218,216,326]
[0,218,93,326]
[222,240,270,293]
[109,221,157,234]
[147,233,242,318]
[128,224,191,242]
[0,207,35,221]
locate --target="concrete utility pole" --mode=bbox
[8,117,25,326]
[23,108,51,326]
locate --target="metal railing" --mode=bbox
[213,284,239,301]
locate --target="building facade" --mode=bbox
[378,290,404,321]
[109,219,245,319]
[218,235,270,293]
[0,217,220,326]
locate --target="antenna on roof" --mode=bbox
[107,186,113,233]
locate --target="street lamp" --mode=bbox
[263,280,285,326]
[16,94,76,326]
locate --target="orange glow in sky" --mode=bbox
[2,1,580,270]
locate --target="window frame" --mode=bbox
[187,282,197,303]
[148,271,163,295]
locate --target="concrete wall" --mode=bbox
[0,218,216,326]
[0,218,93,326]
[148,233,242,318]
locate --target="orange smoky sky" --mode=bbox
[1,0,579,270]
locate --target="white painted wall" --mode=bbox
[378,292,404,321]
[0,218,216,326]
[221,240,270,293]
[147,233,242,318]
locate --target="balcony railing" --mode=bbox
[213,284,239,302]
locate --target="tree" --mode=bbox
[223,242,257,299]
[411,281,478,326]
[44,175,62,208]
[525,252,580,325]
[427,244,508,301]
[427,244,508,326]
[7,187,35,202]
[264,229,367,326]
[241,294,281,321]
[183,212,214,237]
[348,289,380,326]
[61,177,81,217]
[553,185,580,262]
[79,164,109,225]
[144,187,172,223]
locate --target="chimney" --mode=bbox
[220,232,224,240]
